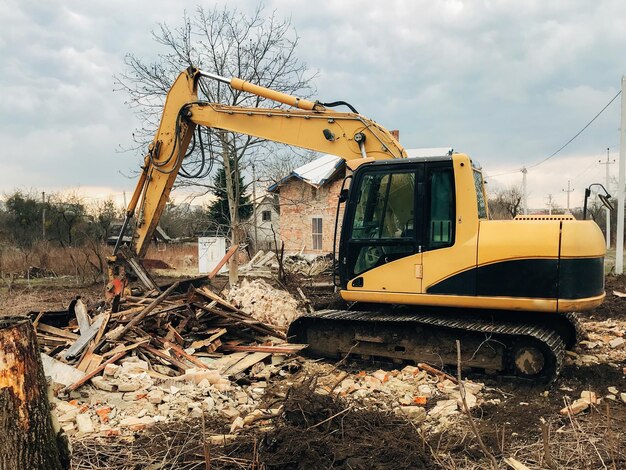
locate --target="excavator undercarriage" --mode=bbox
[288,307,585,382]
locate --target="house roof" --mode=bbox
[268,154,345,192]
[268,147,453,192]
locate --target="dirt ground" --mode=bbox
[4,273,626,469]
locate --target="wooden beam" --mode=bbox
[208,244,239,279]
[65,350,127,392]
[35,323,79,341]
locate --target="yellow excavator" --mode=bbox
[110,66,606,381]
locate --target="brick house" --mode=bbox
[269,154,346,255]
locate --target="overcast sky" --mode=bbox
[1,0,625,209]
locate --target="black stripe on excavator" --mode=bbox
[426,257,604,299]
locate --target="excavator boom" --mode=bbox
[118,67,404,259]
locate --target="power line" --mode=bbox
[526,90,622,170]
[485,90,622,178]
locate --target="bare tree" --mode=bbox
[259,147,319,188]
[488,185,523,219]
[116,5,315,283]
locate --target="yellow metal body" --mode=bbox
[341,154,606,313]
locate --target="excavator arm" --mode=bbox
[109,66,404,294]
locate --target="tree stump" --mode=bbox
[0,317,71,470]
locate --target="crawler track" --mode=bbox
[288,308,582,382]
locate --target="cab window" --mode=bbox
[473,169,487,219]
[427,167,455,249]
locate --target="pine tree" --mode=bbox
[207,161,252,232]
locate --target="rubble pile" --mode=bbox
[50,355,490,440]
[31,277,495,442]
[567,323,626,367]
[32,280,306,437]
[304,362,487,430]
[239,250,333,278]
[283,254,333,277]
[238,250,279,277]
[227,278,303,329]
[51,353,294,439]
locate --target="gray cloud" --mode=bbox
[1,0,625,209]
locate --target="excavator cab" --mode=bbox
[338,156,456,290]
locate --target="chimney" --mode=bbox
[390,130,400,142]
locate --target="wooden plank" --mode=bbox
[139,344,189,372]
[190,328,227,350]
[73,299,91,335]
[162,341,209,369]
[36,324,79,341]
[417,362,459,384]
[195,287,238,312]
[64,314,105,360]
[220,344,307,354]
[64,351,127,392]
[102,339,149,358]
[223,352,270,376]
[240,250,264,271]
[210,352,248,374]
[76,350,94,372]
[110,305,146,319]
[36,335,71,346]
[255,251,276,267]
[93,313,110,346]
[208,244,239,279]
[165,323,184,345]
[85,354,103,374]
[32,311,45,328]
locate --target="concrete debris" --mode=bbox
[580,390,598,405]
[227,278,303,329]
[75,414,94,434]
[560,399,589,416]
[120,416,155,432]
[429,399,459,418]
[560,390,600,416]
[41,353,86,387]
[457,391,478,410]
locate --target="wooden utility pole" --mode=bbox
[546,194,554,215]
[0,318,71,469]
[561,180,574,213]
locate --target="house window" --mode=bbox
[261,210,271,222]
[312,217,323,250]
